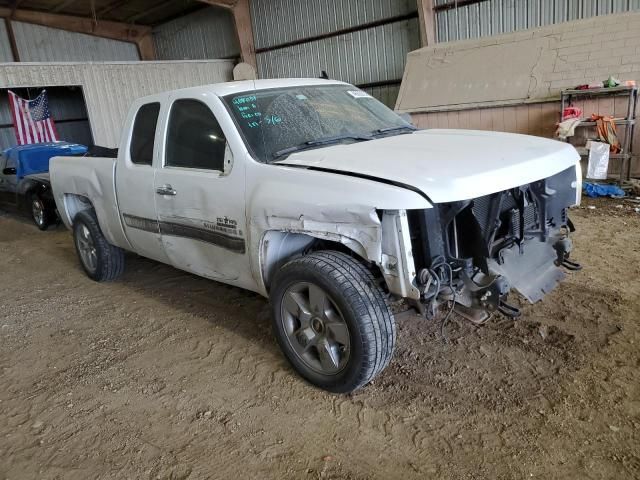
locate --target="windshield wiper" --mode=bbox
[373,125,417,136]
[273,134,372,160]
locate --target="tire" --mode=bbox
[73,210,125,282]
[270,250,395,393]
[29,193,51,231]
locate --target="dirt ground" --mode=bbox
[1,199,639,480]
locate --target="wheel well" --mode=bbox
[18,182,46,209]
[260,231,383,292]
[63,194,94,225]
[24,188,36,205]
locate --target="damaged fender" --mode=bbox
[245,162,431,296]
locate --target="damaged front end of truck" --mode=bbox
[400,165,582,322]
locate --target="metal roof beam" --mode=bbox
[97,0,130,17]
[126,0,175,23]
[195,0,238,10]
[434,0,488,12]
[52,0,79,13]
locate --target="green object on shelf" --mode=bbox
[603,76,621,88]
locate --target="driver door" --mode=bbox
[154,94,248,283]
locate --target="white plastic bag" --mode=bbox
[587,141,610,180]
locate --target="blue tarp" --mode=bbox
[3,142,87,179]
[583,182,626,198]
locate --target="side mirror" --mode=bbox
[2,167,16,175]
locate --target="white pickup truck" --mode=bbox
[51,78,582,393]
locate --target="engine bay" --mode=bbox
[407,165,581,322]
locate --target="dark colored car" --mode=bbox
[0,142,87,230]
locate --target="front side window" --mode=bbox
[222,84,412,163]
[130,102,160,165]
[165,99,226,171]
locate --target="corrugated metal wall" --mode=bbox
[0,20,14,62]
[0,60,234,148]
[256,20,419,86]
[250,0,420,107]
[251,0,417,48]
[11,21,139,62]
[153,6,240,60]
[435,0,640,42]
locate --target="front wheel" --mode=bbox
[73,210,125,282]
[270,251,396,393]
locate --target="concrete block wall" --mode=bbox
[398,11,640,177]
[546,14,640,94]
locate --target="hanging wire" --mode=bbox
[91,0,97,25]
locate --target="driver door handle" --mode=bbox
[156,184,177,196]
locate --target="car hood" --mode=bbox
[275,129,580,203]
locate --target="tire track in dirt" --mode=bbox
[2,210,640,479]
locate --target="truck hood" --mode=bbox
[275,129,580,203]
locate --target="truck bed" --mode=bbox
[50,155,129,249]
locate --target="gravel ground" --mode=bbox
[0,201,639,480]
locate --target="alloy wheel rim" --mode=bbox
[32,199,44,226]
[280,282,351,375]
[76,225,98,273]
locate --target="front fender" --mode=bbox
[246,161,431,297]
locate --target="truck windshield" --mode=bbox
[222,84,413,163]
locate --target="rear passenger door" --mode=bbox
[115,101,171,264]
[154,94,248,283]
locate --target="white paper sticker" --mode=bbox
[347,90,372,99]
[587,141,610,180]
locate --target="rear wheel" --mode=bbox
[73,210,125,282]
[30,194,50,231]
[270,251,395,393]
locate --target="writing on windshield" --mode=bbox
[224,84,410,163]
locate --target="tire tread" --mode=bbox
[73,210,125,282]
[272,250,395,393]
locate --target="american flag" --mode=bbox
[7,90,59,145]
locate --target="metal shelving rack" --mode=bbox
[561,86,638,182]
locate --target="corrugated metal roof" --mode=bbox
[0,61,234,147]
[436,0,640,42]
[12,22,140,62]
[250,0,417,49]
[154,6,240,60]
[256,18,420,86]
[0,20,14,62]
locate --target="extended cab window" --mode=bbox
[165,99,226,171]
[4,154,16,170]
[130,102,160,165]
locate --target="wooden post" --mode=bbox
[417,0,436,47]
[136,33,156,61]
[197,0,257,69]
[232,0,256,69]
